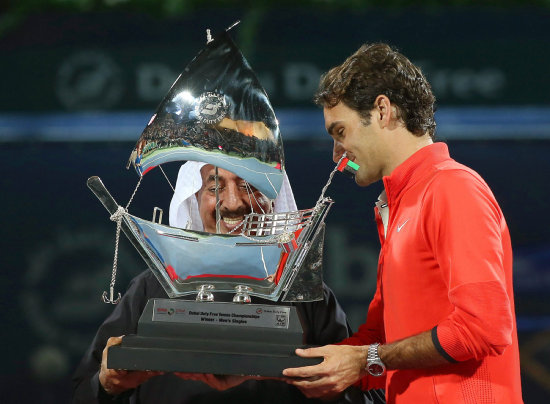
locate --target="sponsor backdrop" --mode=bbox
[2,9,550,112]
[1,7,549,403]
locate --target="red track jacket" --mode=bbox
[342,143,523,403]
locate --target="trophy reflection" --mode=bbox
[87,25,348,376]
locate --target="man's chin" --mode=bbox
[354,173,376,188]
[354,175,367,187]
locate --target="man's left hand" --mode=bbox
[283,345,368,399]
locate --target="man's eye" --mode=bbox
[208,187,224,192]
[238,182,254,190]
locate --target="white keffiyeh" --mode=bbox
[169,161,297,230]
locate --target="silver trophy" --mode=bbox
[87,24,351,376]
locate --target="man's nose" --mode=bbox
[222,184,246,212]
[333,140,345,163]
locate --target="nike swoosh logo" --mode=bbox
[397,219,410,232]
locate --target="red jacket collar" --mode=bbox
[382,142,451,204]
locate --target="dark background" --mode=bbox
[1,2,549,402]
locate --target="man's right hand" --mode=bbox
[99,336,164,396]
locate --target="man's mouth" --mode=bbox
[345,152,356,162]
[222,216,244,226]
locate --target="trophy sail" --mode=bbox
[128,29,284,200]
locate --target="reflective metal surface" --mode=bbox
[87,176,333,301]
[232,285,252,304]
[127,30,284,199]
[128,215,283,281]
[282,224,325,302]
[196,284,215,302]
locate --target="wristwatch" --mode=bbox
[366,343,386,377]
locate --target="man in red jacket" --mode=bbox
[283,43,523,403]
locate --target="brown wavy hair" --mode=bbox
[314,43,436,140]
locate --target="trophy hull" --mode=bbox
[87,175,331,303]
[107,299,322,376]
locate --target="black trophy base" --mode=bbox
[107,299,322,377]
[108,336,320,377]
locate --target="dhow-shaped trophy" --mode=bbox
[87,25,355,376]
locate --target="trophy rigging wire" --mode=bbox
[159,164,175,192]
[317,152,348,206]
[103,175,143,304]
[215,166,221,234]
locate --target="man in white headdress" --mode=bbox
[169,161,297,234]
[73,162,381,404]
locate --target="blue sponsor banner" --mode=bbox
[2,107,550,142]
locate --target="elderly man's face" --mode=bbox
[196,164,271,234]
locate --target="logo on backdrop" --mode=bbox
[55,51,124,110]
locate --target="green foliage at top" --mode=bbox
[3,0,550,16]
[1,0,548,39]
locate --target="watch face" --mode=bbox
[368,362,385,377]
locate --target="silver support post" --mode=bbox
[215,166,221,233]
[152,207,163,224]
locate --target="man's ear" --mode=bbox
[373,95,392,128]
